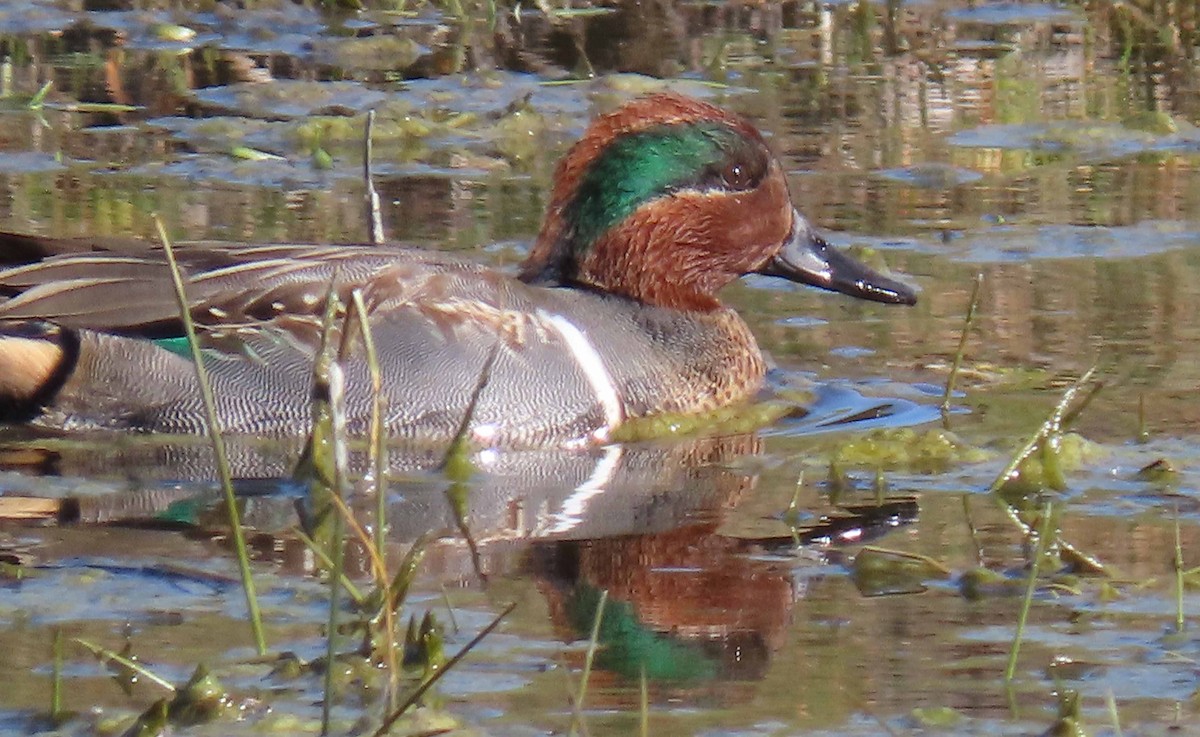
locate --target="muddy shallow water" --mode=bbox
[1,0,1200,735]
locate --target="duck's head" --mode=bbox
[520,93,917,311]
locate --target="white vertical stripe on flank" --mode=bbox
[539,310,624,442]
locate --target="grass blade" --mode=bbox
[941,272,983,418]
[1174,503,1185,633]
[984,366,1109,573]
[1105,689,1123,737]
[74,638,176,694]
[307,290,351,737]
[639,664,648,737]
[364,109,384,245]
[348,290,389,561]
[985,365,1099,498]
[50,628,63,720]
[27,80,51,109]
[570,589,607,736]
[372,602,516,737]
[349,289,397,704]
[293,527,365,604]
[1004,501,1054,682]
[155,217,267,656]
[440,584,460,634]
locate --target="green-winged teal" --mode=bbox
[0,92,916,448]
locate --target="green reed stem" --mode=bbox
[155,217,267,656]
[984,366,1108,575]
[314,293,350,737]
[639,664,648,737]
[27,80,51,110]
[984,367,1104,580]
[785,472,804,548]
[440,584,460,634]
[74,638,176,693]
[986,366,1097,512]
[293,528,364,604]
[372,602,516,737]
[1005,501,1054,683]
[341,293,398,705]
[961,493,985,567]
[1137,393,1149,443]
[50,628,62,719]
[1174,504,1185,633]
[986,366,1099,499]
[438,341,501,587]
[941,272,983,418]
[571,589,608,736]
[350,291,388,563]
[1105,688,1123,737]
[364,109,384,245]
[321,493,346,735]
[440,341,500,474]
[386,536,429,617]
[321,484,403,711]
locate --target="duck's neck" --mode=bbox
[521,202,732,312]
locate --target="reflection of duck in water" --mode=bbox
[528,490,919,688]
[0,431,763,541]
[0,421,917,693]
[0,93,914,448]
[533,522,793,685]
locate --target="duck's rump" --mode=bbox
[0,241,766,448]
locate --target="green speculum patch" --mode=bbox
[154,336,194,358]
[564,123,746,255]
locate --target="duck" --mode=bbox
[0,92,916,449]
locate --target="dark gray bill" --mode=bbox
[757,211,918,305]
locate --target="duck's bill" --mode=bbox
[759,213,918,305]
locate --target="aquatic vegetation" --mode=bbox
[827,427,991,473]
[1001,432,1104,496]
[851,546,951,596]
[609,400,795,442]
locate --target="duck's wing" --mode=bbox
[0,233,753,446]
[0,236,486,338]
[0,235,625,444]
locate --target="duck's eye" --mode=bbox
[721,162,752,190]
[710,151,765,192]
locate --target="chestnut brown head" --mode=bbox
[521,93,917,311]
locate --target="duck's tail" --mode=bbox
[0,230,152,266]
[0,321,78,423]
[0,321,202,430]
